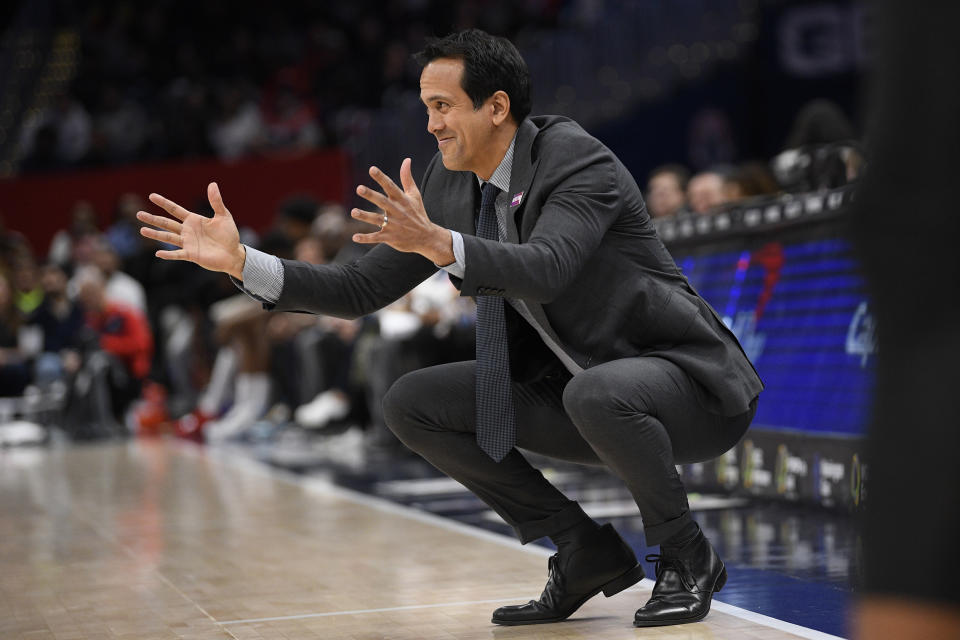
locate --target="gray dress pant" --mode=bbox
[382,357,756,546]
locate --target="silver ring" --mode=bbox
[381,214,388,229]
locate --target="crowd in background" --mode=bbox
[0,189,476,446]
[0,92,862,448]
[644,99,863,219]
[16,0,562,172]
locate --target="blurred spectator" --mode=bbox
[27,264,85,387]
[645,164,689,219]
[19,124,61,173]
[53,95,95,164]
[106,193,147,260]
[723,162,780,202]
[172,194,320,442]
[687,107,737,170]
[273,235,365,429]
[785,99,856,149]
[17,94,93,169]
[313,203,367,264]
[261,69,322,152]
[0,216,31,271]
[360,272,475,445]
[91,86,148,163]
[263,195,320,255]
[48,201,101,268]
[91,237,147,313]
[76,266,153,382]
[156,79,215,160]
[0,272,30,396]
[687,170,729,214]
[202,295,272,442]
[210,84,266,161]
[12,260,44,316]
[772,99,863,192]
[66,266,152,433]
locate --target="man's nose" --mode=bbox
[427,113,443,134]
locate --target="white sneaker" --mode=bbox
[294,390,350,429]
[0,420,46,446]
[206,374,270,443]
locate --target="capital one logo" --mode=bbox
[723,242,783,363]
[846,301,877,367]
[778,5,868,77]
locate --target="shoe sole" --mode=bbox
[492,562,646,626]
[633,565,727,628]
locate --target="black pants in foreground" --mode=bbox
[383,357,755,546]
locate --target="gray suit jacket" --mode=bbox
[269,115,763,416]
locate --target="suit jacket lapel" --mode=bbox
[506,119,540,244]
[504,120,586,367]
[444,171,481,235]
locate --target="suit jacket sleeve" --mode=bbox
[459,133,621,303]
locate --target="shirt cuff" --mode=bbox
[438,230,466,279]
[230,245,284,304]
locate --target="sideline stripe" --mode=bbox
[711,601,846,640]
[190,443,847,640]
[219,597,543,625]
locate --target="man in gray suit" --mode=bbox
[139,29,762,628]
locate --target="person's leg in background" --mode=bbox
[294,327,357,430]
[850,1,960,636]
[159,305,198,417]
[363,333,425,442]
[206,314,271,442]
[63,350,123,438]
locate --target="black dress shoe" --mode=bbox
[633,535,726,627]
[492,523,645,626]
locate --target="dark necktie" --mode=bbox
[475,181,516,461]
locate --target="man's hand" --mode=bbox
[137,182,247,279]
[352,158,455,266]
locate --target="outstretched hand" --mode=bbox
[137,183,247,280]
[352,158,454,266]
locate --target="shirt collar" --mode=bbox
[476,133,517,193]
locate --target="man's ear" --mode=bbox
[490,90,512,126]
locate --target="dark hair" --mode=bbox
[648,163,691,190]
[415,29,532,124]
[785,99,856,149]
[279,195,319,225]
[726,161,780,197]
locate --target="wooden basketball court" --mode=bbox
[0,440,844,639]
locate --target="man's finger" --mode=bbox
[140,227,182,247]
[149,193,192,221]
[368,166,405,199]
[399,157,418,195]
[351,231,385,245]
[137,211,182,233]
[351,208,388,229]
[208,182,230,218]
[356,185,390,211]
[155,249,187,261]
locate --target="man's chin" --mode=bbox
[439,154,462,171]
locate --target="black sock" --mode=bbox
[660,520,703,557]
[549,517,601,551]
